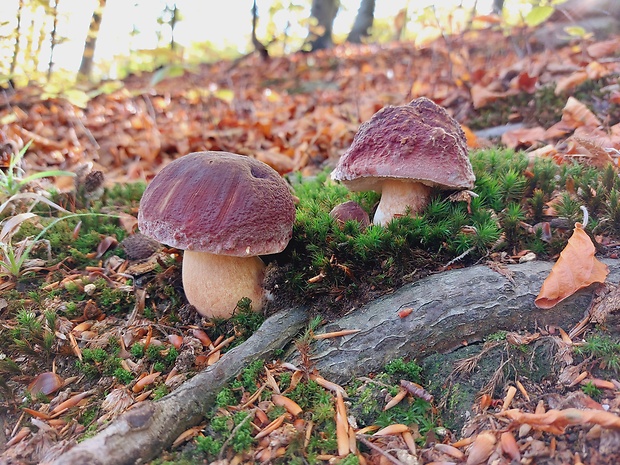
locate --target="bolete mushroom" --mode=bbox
[138,151,296,319]
[329,200,370,230]
[331,97,475,226]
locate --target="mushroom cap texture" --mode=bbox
[138,151,296,256]
[331,97,475,192]
[329,201,370,229]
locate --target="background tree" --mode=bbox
[306,0,339,50]
[47,0,60,80]
[9,0,25,76]
[157,2,180,51]
[346,0,375,43]
[252,0,269,59]
[77,0,107,81]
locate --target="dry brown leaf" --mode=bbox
[555,71,588,95]
[561,96,601,129]
[587,38,620,58]
[466,431,496,465]
[500,408,620,434]
[535,222,608,309]
[501,126,546,149]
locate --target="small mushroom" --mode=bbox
[329,200,370,230]
[138,151,296,319]
[331,97,475,226]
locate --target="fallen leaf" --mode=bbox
[535,222,608,309]
[500,408,620,434]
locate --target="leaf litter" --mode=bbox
[3,24,620,465]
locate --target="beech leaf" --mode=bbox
[535,222,608,309]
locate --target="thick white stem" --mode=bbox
[182,251,266,319]
[373,180,432,226]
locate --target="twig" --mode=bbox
[218,408,256,461]
[356,434,407,465]
[440,246,474,271]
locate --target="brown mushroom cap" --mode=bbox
[138,151,295,256]
[329,201,370,229]
[331,97,475,192]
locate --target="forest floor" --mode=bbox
[2,22,620,465]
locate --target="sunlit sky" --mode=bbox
[2,0,494,76]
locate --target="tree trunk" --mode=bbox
[492,0,504,15]
[306,0,339,51]
[49,307,310,465]
[306,258,620,384]
[77,0,107,81]
[47,0,60,81]
[346,0,375,43]
[9,0,24,76]
[169,2,178,51]
[251,0,269,59]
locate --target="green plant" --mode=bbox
[384,358,423,381]
[195,435,223,456]
[215,387,238,408]
[11,309,56,357]
[575,335,620,373]
[0,141,74,199]
[1,212,120,280]
[581,381,602,400]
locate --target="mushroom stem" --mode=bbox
[373,179,432,226]
[182,250,266,319]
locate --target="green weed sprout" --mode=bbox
[0,212,118,279]
[0,140,75,199]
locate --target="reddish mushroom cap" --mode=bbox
[138,151,295,256]
[329,201,370,229]
[331,97,475,191]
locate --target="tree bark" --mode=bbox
[9,0,24,76]
[307,259,620,384]
[306,0,339,51]
[251,0,269,59]
[49,307,310,465]
[492,0,504,15]
[346,0,375,43]
[47,0,60,81]
[77,0,107,81]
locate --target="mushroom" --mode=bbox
[329,200,370,230]
[331,97,475,226]
[138,151,296,319]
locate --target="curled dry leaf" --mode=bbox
[132,372,161,393]
[167,334,183,349]
[28,371,64,396]
[435,443,465,460]
[254,413,286,440]
[466,431,496,465]
[191,328,212,347]
[384,387,408,411]
[501,385,517,411]
[500,408,620,434]
[335,390,350,457]
[309,373,347,398]
[581,378,617,390]
[272,394,302,416]
[5,427,31,448]
[50,389,95,416]
[535,222,608,309]
[500,431,521,461]
[373,424,409,436]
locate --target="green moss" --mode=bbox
[215,387,238,408]
[575,334,620,374]
[384,358,423,382]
